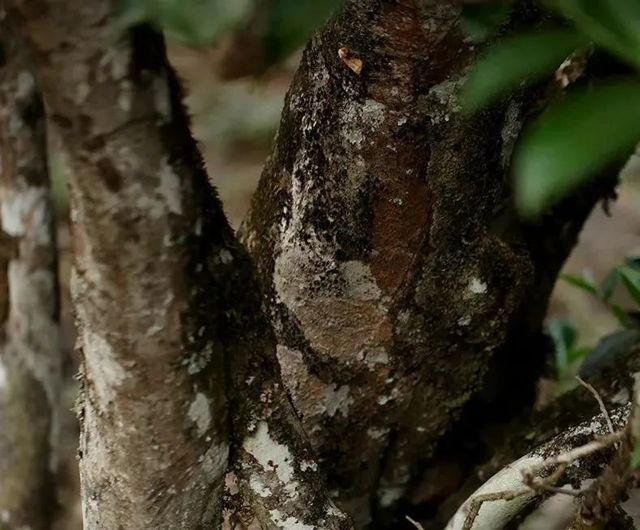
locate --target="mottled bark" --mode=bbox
[7,1,355,528]
[7,3,230,528]
[221,241,353,530]
[240,0,609,524]
[0,40,62,529]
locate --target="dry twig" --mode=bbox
[576,376,615,436]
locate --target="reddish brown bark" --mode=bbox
[240,0,612,525]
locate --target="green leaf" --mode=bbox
[632,439,640,469]
[625,256,640,271]
[515,81,640,217]
[555,0,640,68]
[462,29,587,111]
[548,319,578,376]
[560,273,598,296]
[567,345,592,365]
[600,268,620,301]
[462,2,512,41]
[610,303,631,329]
[266,0,344,62]
[618,265,640,306]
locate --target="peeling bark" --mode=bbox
[240,0,609,524]
[0,39,62,530]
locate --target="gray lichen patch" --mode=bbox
[188,392,212,436]
[80,329,126,406]
[243,422,299,499]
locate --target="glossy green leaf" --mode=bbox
[462,2,512,41]
[462,29,587,111]
[515,81,640,217]
[560,273,598,295]
[555,0,640,68]
[618,265,640,306]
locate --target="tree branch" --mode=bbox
[446,405,630,530]
[238,0,609,524]
[569,375,640,529]
[6,3,231,527]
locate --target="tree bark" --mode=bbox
[7,1,354,528]
[240,0,611,524]
[0,39,62,529]
[5,0,623,527]
[6,3,231,528]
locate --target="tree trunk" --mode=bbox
[7,3,230,528]
[4,0,624,528]
[7,1,354,528]
[0,38,62,529]
[240,0,612,524]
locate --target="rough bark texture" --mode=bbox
[240,0,610,524]
[8,3,230,528]
[8,1,355,528]
[0,38,62,530]
[220,227,354,529]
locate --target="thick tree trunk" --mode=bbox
[0,40,62,529]
[240,0,612,524]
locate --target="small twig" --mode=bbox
[576,376,615,436]
[524,464,584,497]
[406,515,424,530]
